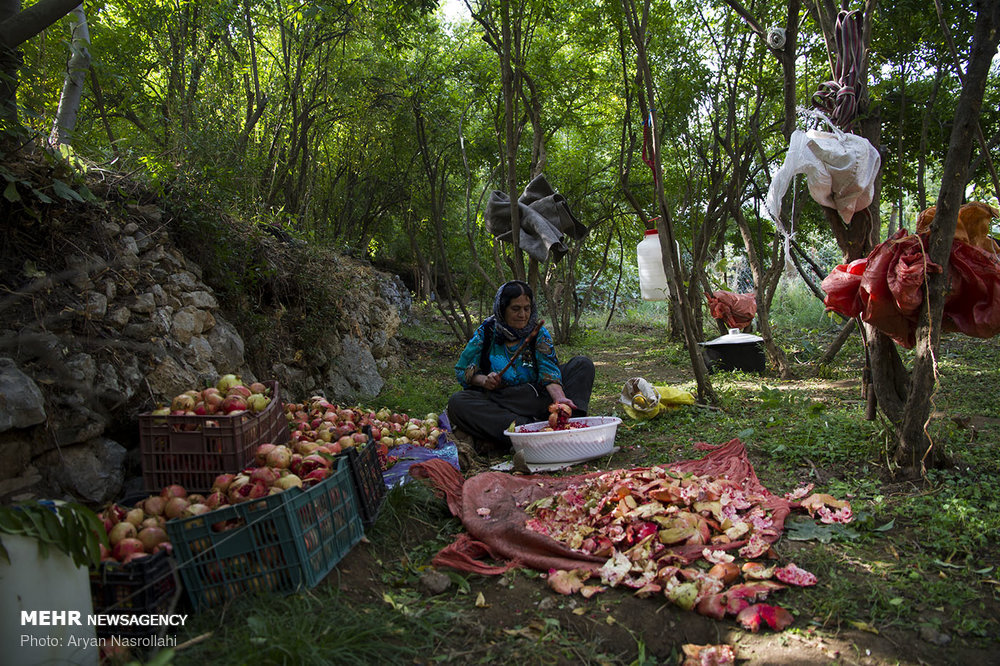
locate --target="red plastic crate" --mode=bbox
[139,380,289,493]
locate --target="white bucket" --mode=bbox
[0,533,99,665]
[637,229,668,300]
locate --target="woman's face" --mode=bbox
[503,294,532,330]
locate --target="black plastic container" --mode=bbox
[699,329,766,374]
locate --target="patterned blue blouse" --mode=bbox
[454,322,562,389]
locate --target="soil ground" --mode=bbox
[324,327,1000,666]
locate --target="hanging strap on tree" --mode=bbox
[641,111,658,184]
[812,9,863,130]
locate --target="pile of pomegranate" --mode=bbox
[283,397,442,455]
[148,374,272,421]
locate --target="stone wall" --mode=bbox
[0,205,408,504]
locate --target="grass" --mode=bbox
[166,305,999,664]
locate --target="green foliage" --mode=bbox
[0,501,106,569]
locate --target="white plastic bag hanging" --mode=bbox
[766,127,880,226]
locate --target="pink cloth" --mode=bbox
[706,291,757,330]
[409,439,792,575]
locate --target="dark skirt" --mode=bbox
[446,356,595,454]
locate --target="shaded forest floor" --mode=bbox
[174,313,1000,666]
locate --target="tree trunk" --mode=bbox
[500,0,525,281]
[894,1,1000,473]
[0,0,83,134]
[49,4,89,147]
[621,0,716,405]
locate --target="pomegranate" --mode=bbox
[265,446,293,469]
[184,503,210,517]
[226,384,252,399]
[161,484,187,499]
[250,466,280,486]
[171,393,196,412]
[254,444,276,467]
[247,394,270,413]
[221,395,248,414]
[216,374,240,392]
[164,496,190,520]
[204,491,226,509]
[112,537,146,561]
[108,521,136,546]
[302,469,328,487]
[124,508,145,527]
[275,474,302,490]
[212,473,236,492]
[154,542,174,555]
[249,382,267,394]
[137,526,169,552]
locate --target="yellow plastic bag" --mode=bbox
[619,378,695,420]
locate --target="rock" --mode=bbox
[103,280,117,301]
[122,221,140,234]
[83,291,108,318]
[151,283,168,305]
[127,206,161,224]
[120,235,139,256]
[65,352,97,386]
[152,306,174,335]
[418,569,452,595]
[0,430,33,481]
[918,625,951,646]
[168,271,200,292]
[45,393,105,448]
[146,355,199,401]
[0,358,47,431]
[124,322,156,340]
[328,336,384,398]
[132,292,156,314]
[207,316,245,372]
[182,290,218,309]
[107,306,131,328]
[67,254,95,290]
[171,307,202,344]
[380,274,414,324]
[183,335,216,376]
[103,221,121,236]
[537,597,558,612]
[0,465,42,501]
[134,229,154,252]
[140,245,167,266]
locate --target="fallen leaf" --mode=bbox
[475,592,489,608]
[572,607,587,615]
[848,620,879,634]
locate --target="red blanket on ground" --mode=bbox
[705,291,757,330]
[409,439,792,575]
[821,229,1000,348]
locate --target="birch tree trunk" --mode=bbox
[0,0,83,135]
[49,4,89,147]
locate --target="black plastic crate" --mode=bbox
[348,430,387,528]
[90,549,180,639]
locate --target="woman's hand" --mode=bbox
[478,372,502,391]
[545,383,578,410]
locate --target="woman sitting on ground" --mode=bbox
[447,280,595,455]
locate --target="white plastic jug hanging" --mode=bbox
[637,229,668,301]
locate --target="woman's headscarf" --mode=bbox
[487,280,538,341]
